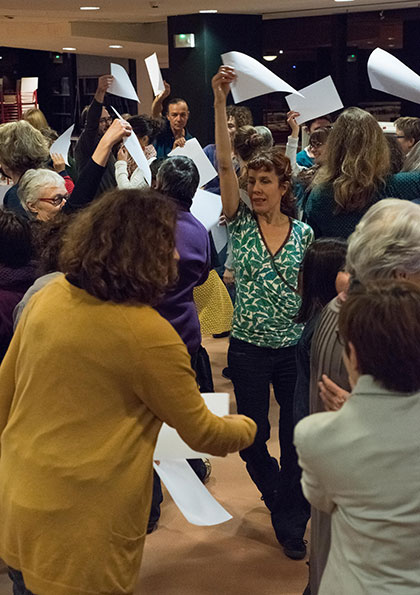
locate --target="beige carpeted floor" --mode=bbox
[0,336,309,595]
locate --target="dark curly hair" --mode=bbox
[59,188,178,304]
[226,105,253,129]
[247,148,297,218]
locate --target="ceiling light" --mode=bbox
[199,9,218,12]
[278,49,284,54]
[80,6,100,10]
[63,47,76,51]
[388,37,395,40]
[263,55,277,62]
[389,44,395,48]
[109,45,123,49]
[334,0,354,2]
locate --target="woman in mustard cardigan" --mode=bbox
[0,187,256,595]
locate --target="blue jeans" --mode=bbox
[8,568,35,595]
[228,337,309,539]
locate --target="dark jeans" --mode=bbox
[149,345,213,525]
[8,568,35,595]
[228,337,310,539]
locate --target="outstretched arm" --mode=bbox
[212,66,240,219]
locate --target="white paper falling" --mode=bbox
[145,53,165,97]
[154,393,229,459]
[169,138,218,187]
[221,51,303,104]
[154,459,233,526]
[210,222,228,254]
[49,124,75,166]
[368,48,420,105]
[109,63,140,103]
[285,76,343,125]
[110,106,151,185]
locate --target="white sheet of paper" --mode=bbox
[145,53,165,97]
[169,138,218,187]
[368,48,420,105]
[154,459,232,526]
[154,393,229,460]
[20,77,38,94]
[49,124,74,166]
[221,51,303,103]
[210,223,228,254]
[110,106,151,185]
[190,189,222,232]
[285,76,343,125]
[109,63,140,103]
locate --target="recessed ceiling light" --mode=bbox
[109,45,123,49]
[63,47,76,51]
[278,49,284,54]
[389,44,395,48]
[80,6,100,10]
[199,9,218,12]
[388,37,395,40]
[263,55,277,62]
[334,0,354,2]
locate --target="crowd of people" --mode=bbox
[0,63,419,595]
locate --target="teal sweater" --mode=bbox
[305,171,420,238]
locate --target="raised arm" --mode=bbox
[151,81,171,119]
[212,66,240,219]
[65,119,132,211]
[286,110,304,176]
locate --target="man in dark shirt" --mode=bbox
[75,74,116,195]
[152,82,193,158]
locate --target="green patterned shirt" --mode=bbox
[228,202,314,349]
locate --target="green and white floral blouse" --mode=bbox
[228,202,314,349]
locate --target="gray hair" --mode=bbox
[0,120,49,174]
[254,126,274,149]
[18,169,66,212]
[346,198,420,283]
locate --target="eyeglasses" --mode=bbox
[99,117,113,125]
[310,142,324,149]
[38,194,69,207]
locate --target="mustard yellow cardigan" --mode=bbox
[0,276,255,594]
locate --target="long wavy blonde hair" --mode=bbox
[314,107,390,212]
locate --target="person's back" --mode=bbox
[305,108,420,238]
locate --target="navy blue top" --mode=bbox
[305,171,420,238]
[154,120,193,159]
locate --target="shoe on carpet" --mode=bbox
[147,520,159,534]
[281,538,307,560]
[202,458,212,484]
[221,367,231,379]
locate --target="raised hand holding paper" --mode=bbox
[145,53,165,97]
[154,460,232,526]
[49,124,75,166]
[110,106,151,185]
[221,51,303,103]
[109,63,140,103]
[286,76,343,125]
[168,137,217,186]
[368,48,420,105]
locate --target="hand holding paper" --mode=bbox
[49,124,75,166]
[110,107,151,185]
[221,51,302,103]
[168,137,217,186]
[368,47,420,104]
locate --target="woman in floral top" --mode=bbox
[212,66,314,560]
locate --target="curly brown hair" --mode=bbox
[59,188,178,304]
[247,149,297,218]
